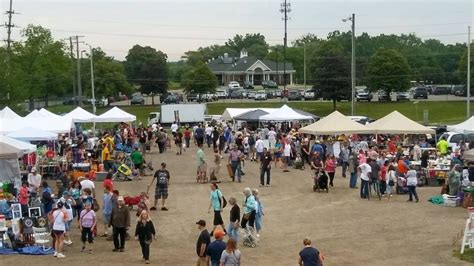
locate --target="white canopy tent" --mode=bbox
[0,135,37,181]
[367,111,435,134]
[39,108,62,119]
[63,107,98,123]
[0,106,22,119]
[0,116,73,134]
[95,107,136,123]
[299,111,374,135]
[259,105,314,121]
[6,127,58,142]
[447,116,474,134]
[25,109,43,118]
[222,108,278,121]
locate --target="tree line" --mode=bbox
[0,25,472,108]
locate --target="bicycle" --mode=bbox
[368,179,382,201]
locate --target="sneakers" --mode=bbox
[57,253,66,258]
[145,260,150,264]
[150,207,157,211]
[112,248,119,252]
[161,207,168,211]
[53,251,58,257]
[265,184,270,187]
[63,240,72,245]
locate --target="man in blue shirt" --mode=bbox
[206,230,226,266]
[195,124,205,146]
[311,140,324,155]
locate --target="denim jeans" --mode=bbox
[231,161,241,182]
[341,162,349,177]
[360,179,369,198]
[408,185,419,201]
[349,172,358,188]
[227,223,239,243]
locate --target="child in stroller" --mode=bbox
[241,225,259,248]
[313,172,329,193]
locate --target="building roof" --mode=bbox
[208,55,294,73]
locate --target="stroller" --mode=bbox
[241,226,259,248]
[114,163,133,181]
[396,176,409,194]
[313,171,329,193]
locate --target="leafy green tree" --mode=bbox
[366,49,411,98]
[13,25,71,107]
[309,41,350,110]
[181,62,217,94]
[458,43,474,88]
[124,45,169,104]
[225,33,269,58]
[81,48,131,100]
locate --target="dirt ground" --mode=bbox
[2,144,472,265]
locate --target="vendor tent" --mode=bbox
[0,106,21,119]
[294,109,319,120]
[25,109,43,118]
[299,111,374,135]
[6,127,58,141]
[95,107,136,122]
[447,116,474,134]
[367,111,435,134]
[234,109,270,122]
[222,108,275,121]
[0,135,36,182]
[0,116,73,134]
[259,105,314,121]
[63,107,98,123]
[39,108,61,119]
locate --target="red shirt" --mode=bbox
[19,186,29,205]
[103,179,113,191]
[325,159,336,173]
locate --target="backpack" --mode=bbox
[218,190,227,208]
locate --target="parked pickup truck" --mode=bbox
[304,90,315,100]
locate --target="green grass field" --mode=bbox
[453,249,474,263]
[44,100,471,126]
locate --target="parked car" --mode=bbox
[287,90,302,101]
[439,132,472,150]
[228,81,240,90]
[131,94,145,105]
[432,85,451,95]
[413,87,428,99]
[262,80,278,89]
[186,93,200,102]
[396,91,410,101]
[230,89,247,99]
[216,89,228,99]
[255,91,267,101]
[163,94,180,104]
[355,89,373,102]
[455,86,471,96]
[247,91,256,99]
[377,90,390,102]
[451,85,464,95]
[243,81,254,90]
[304,89,315,100]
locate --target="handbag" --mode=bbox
[243,213,251,220]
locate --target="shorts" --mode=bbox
[197,164,207,173]
[155,186,168,199]
[213,210,224,226]
[53,230,64,236]
[65,220,72,232]
[103,213,111,224]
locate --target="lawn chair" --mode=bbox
[32,226,51,250]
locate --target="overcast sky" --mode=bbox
[0,0,472,61]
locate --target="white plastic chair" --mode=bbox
[32,227,51,250]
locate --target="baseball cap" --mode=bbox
[196,220,206,227]
[213,230,224,239]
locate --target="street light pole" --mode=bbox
[343,13,356,116]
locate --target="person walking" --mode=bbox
[50,201,68,258]
[79,200,97,254]
[59,191,75,246]
[219,238,241,266]
[325,155,337,187]
[241,187,257,229]
[348,151,358,188]
[135,210,156,264]
[196,219,211,266]
[101,186,113,237]
[197,143,208,183]
[298,237,324,266]
[228,145,243,183]
[206,230,226,266]
[340,144,350,178]
[358,159,372,199]
[175,129,183,155]
[41,181,54,217]
[252,189,264,238]
[255,136,264,163]
[208,183,225,235]
[184,126,192,149]
[227,197,240,243]
[148,162,170,211]
[260,149,272,187]
[109,196,131,252]
[131,147,144,178]
[406,165,419,203]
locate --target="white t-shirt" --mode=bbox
[359,163,371,181]
[406,170,417,186]
[80,179,95,191]
[59,197,74,222]
[205,127,213,136]
[171,123,178,133]
[52,209,67,231]
[283,143,291,157]
[87,137,98,150]
[268,130,276,140]
[255,139,264,153]
[28,173,42,191]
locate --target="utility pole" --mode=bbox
[468,25,471,118]
[69,37,77,105]
[4,0,15,52]
[343,13,356,115]
[86,44,96,114]
[74,35,84,106]
[280,0,291,93]
[304,43,306,90]
[275,47,279,85]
